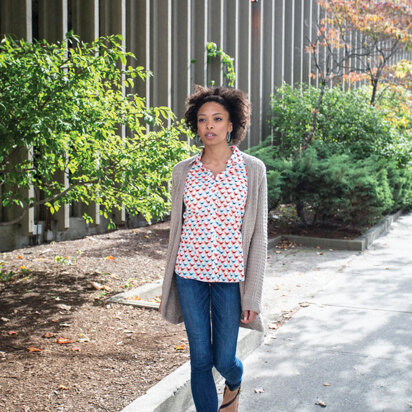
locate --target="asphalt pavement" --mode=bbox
[238,213,412,412]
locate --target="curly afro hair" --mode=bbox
[184,85,251,145]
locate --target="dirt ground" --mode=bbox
[0,218,361,412]
[0,221,189,412]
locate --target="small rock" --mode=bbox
[254,387,265,393]
[315,400,327,407]
[56,304,71,311]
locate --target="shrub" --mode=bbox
[0,34,193,227]
[248,140,409,228]
[255,83,412,228]
[269,83,408,162]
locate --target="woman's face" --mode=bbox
[196,102,233,148]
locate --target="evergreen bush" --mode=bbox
[248,83,412,228]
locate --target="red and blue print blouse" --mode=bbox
[174,146,248,283]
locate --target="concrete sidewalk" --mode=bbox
[239,213,412,411]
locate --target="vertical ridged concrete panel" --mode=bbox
[274,0,285,88]
[208,0,224,87]
[350,29,357,89]
[71,0,98,43]
[38,0,70,231]
[310,0,319,87]
[318,5,326,85]
[250,0,263,147]
[172,0,191,120]
[237,2,251,150]
[225,0,239,88]
[100,0,127,224]
[302,0,312,85]
[127,0,150,104]
[71,0,100,225]
[284,0,294,85]
[192,1,208,88]
[0,0,32,40]
[342,32,354,90]
[261,0,275,141]
[38,0,67,43]
[0,0,34,237]
[357,33,365,87]
[151,0,172,114]
[293,0,303,86]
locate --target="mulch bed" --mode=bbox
[0,217,361,411]
[0,221,188,412]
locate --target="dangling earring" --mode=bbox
[227,131,232,143]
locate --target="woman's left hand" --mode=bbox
[241,310,258,324]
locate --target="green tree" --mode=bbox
[0,34,193,227]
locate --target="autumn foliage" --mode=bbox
[310,0,411,104]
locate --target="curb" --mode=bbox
[270,210,403,251]
[108,280,162,309]
[121,328,263,412]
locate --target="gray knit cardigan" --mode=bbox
[160,151,267,332]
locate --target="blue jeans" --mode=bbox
[176,275,243,412]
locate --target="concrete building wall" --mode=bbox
[0,0,410,251]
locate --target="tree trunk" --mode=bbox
[303,78,327,151]
[296,199,307,226]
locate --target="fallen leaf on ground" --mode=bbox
[273,285,280,290]
[315,401,327,407]
[268,323,279,330]
[56,337,72,344]
[58,385,69,390]
[17,255,23,259]
[79,333,90,342]
[56,303,72,311]
[71,346,81,352]
[254,388,265,393]
[42,332,54,338]
[174,344,186,351]
[1,317,10,322]
[27,347,42,352]
[105,256,115,260]
[8,331,18,335]
[323,382,330,386]
[90,281,103,290]
[300,302,310,308]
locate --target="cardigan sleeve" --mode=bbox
[242,168,268,314]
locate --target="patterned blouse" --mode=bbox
[174,146,248,282]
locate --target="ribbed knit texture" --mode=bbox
[161,151,267,332]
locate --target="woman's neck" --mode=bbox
[201,144,232,165]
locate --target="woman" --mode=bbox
[161,86,267,412]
